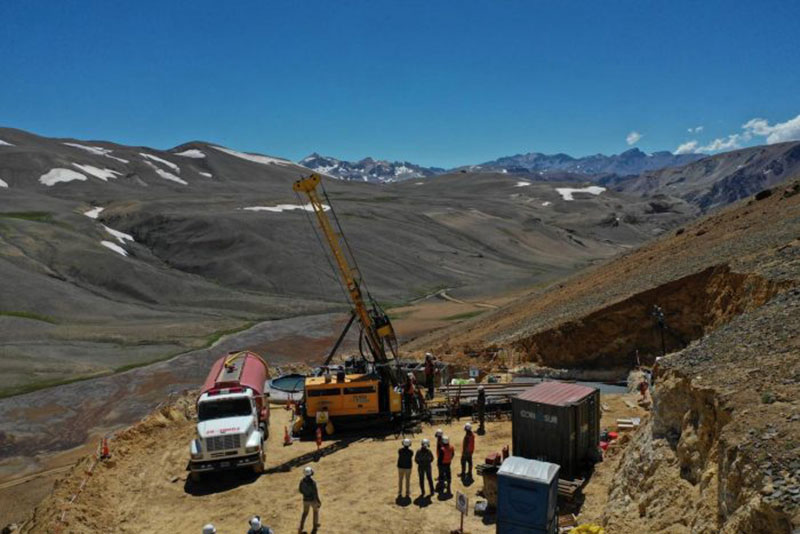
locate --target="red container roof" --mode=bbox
[516,381,596,407]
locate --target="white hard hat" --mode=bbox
[203,524,216,534]
[407,372,414,378]
[249,516,262,529]
[465,423,472,431]
[435,428,443,437]
[478,385,485,391]
[425,352,433,358]
[422,438,430,448]
[442,436,450,444]
[402,438,411,447]
[304,466,314,477]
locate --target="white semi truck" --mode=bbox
[189,351,271,481]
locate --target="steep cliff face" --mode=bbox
[602,291,800,533]
[511,265,788,370]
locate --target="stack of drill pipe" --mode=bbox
[437,382,534,402]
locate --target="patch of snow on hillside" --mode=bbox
[555,186,606,201]
[212,145,292,166]
[100,240,128,256]
[39,168,87,186]
[198,172,212,178]
[515,181,531,187]
[143,161,188,185]
[63,143,129,163]
[0,178,8,188]
[414,182,425,186]
[243,203,330,213]
[174,149,206,158]
[103,225,134,244]
[84,206,105,219]
[140,153,180,173]
[394,165,420,177]
[0,139,13,146]
[542,201,552,207]
[72,164,121,182]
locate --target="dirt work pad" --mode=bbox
[24,396,538,534]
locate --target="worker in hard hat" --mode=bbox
[434,428,444,489]
[397,438,413,499]
[247,515,274,534]
[415,438,435,496]
[461,423,476,481]
[299,466,321,534]
[424,352,436,400]
[403,372,417,416]
[203,524,216,534]
[476,385,486,435]
[440,435,455,495]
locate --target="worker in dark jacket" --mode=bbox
[424,352,436,399]
[440,436,455,494]
[247,516,274,534]
[415,438,435,496]
[299,466,321,534]
[476,385,486,435]
[461,423,476,480]
[397,438,413,498]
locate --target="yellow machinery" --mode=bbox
[293,173,417,428]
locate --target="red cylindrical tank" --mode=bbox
[200,351,271,425]
[201,351,270,397]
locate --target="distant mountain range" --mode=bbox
[600,141,800,211]
[300,148,704,183]
[470,148,705,176]
[298,153,444,182]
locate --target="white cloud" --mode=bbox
[697,134,742,153]
[742,114,800,144]
[626,131,642,145]
[674,140,699,155]
[674,112,800,156]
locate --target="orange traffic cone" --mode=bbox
[283,426,292,446]
[315,427,322,450]
[100,437,110,459]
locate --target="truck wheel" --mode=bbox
[260,422,269,441]
[253,450,266,475]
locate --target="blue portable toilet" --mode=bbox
[496,456,560,534]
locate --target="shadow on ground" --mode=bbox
[184,468,261,496]
[264,437,364,474]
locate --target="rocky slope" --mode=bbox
[604,290,799,533]
[407,176,800,363]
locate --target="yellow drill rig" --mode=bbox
[292,173,423,431]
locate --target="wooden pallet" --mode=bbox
[557,478,585,500]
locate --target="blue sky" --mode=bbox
[1,0,799,167]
